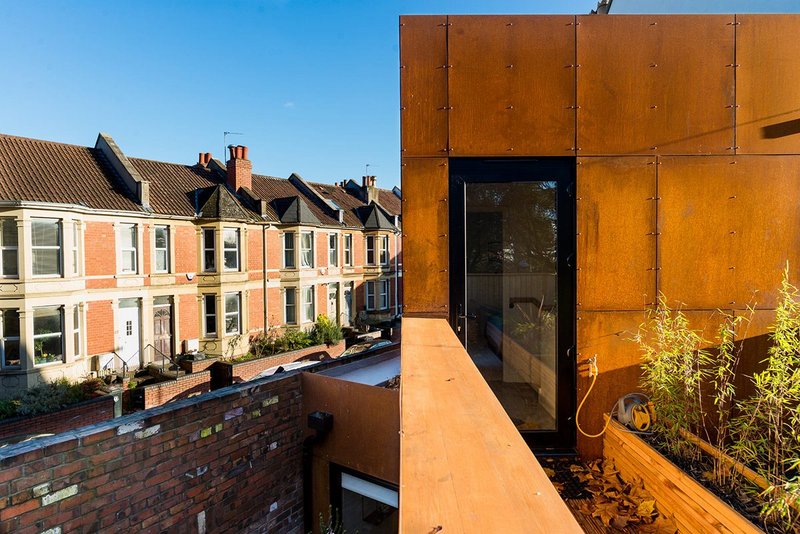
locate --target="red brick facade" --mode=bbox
[136,371,211,410]
[84,221,116,278]
[86,300,115,355]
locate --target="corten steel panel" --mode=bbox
[729,156,800,308]
[447,15,576,156]
[402,158,449,316]
[301,372,399,484]
[400,16,449,156]
[576,311,647,459]
[736,15,800,154]
[734,309,775,403]
[577,157,656,311]
[577,15,735,155]
[660,156,800,310]
[658,156,737,309]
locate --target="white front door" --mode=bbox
[328,283,339,324]
[342,284,352,327]
[119,304,141,368]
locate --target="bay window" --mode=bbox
[366,235,375,266]
[380,236,389,265]
[302,286,315,323]
[33,306,63,365]
[344,234,353,266]
[300,231,314,268]
[32,218,62,276]
[329,233,338,267]
[0,309,20,368]
[0,219,18,277]
[224,293,241,334]
[284,232,295,268]
[203,294,217,337]
[284,287,297,324]
[203,228,216,272]
[223,228,240,271]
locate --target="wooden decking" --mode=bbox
[399,317,582,533]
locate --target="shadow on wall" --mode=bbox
[762,118,800,139]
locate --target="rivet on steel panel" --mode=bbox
[439,234,447,237]
[507,105,514,110]
[729,195,737,199]
[400,107,407,110]
[650,105,658,109]
[727,21,741,25]
[439,269,448,272]
[725,64,741,68]
[507,64,514,69]
[440,198,448,202]
[730,231,737,234]
[650,21,658,26]
[506,22,513,26]
[646,196,661,200]
[508,147,515,151]
[650,146,658,150]
[437,22,452,26]
[725,104,740,108]
[649,63,658,68]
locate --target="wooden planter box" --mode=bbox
[604,420,762,533]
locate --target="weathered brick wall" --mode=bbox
[267,287,282,327]
[0,373,304,534]
[0,395,116,441]
[248,227,263,278]
[174,225,198,275]
[87,300,115,356]
[179,294,199,342]
[249,288,265,331]
[265,227,282,272]
[137,371,211,410]
[179,357,219,375]
[213,341,346,389]
[84,222,116,277]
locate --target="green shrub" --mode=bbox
[0,399,20,420]
[247,328,314,361]
[311,315,343,346]
[15,378,88,417]
[636,294,711,459]
[731,268,800,529]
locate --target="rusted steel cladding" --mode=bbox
[577,157,656,311]
[736,15,800,154]
[401,158,449,316]
[447,15,576,156]
[658,156,800,310]
[576,311,647,458]
[400,16,449,156]
[577,15,735,155]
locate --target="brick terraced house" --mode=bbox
[0,133,401,397]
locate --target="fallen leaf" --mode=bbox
[638,498,656,517]
[543,467,556,477]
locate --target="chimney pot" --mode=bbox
[199,152,205,165]
[228,145,236,161]
[242,146,249,160]
[227,146,252,192]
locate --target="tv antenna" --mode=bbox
[365,163,379,175]
[223,131,244,161]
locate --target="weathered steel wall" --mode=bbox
[400,14,800,459]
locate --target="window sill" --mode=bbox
[116,273,141,278]
[34,361,65,368]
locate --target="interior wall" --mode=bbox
[400,14,800,459]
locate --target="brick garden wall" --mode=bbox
[212,341,346,389]
[136,371,211,410]
[0,395,116,442]
[0,373,304,534]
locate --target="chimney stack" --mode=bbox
[362,175,378,204]
[198,152,213,166]
[227,145,252,191]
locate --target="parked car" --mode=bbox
[341,339,393,357]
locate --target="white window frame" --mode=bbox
[328,233,338,267]
[366,235,376,266]
[223,228,240,271]
[343,233,353,267]
[380,235,389,266]
[300,231,314,268]
[119,223,138,274]
[365,281,376,311]
[203,294,217,337]
[302,286,315,323]
[380,279,389,309]
[224,292,241,335]
[284,287,297,325]
[33,306,64,366]
[32,218,62,277]
[154,225,170,273]
[202,228,216,272]
[0,218,18,278]
[0,309,20,369]
[71,221,80,276]
[73,305,81,358]
[283,231,296,269]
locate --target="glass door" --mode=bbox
[449,158,576,450]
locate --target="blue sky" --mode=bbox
[1,1,797,190]
[0,0,597,190]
